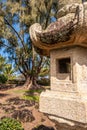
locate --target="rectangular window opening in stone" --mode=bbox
[58,58,71,73]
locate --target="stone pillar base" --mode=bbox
[49,116,87,130]
[40,90,87,124]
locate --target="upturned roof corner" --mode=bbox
[29,0,87,56]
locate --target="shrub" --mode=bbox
[37,78,50,86]
[0,117,24,130]
[0,74,7,83]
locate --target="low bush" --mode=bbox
[0,117,24,130]
[37,78,50,86]
[0,74,7,83]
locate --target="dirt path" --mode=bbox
[0,86,56,130]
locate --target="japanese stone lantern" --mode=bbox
[29,0,87,125]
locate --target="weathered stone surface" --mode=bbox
[40,90,87,123]
[58,0,82,10]
[30,0,87,126]
[57,3,82,18]
[29,2,87,56]
[40,47,87,124]
[50,47,87,93]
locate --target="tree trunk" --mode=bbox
[24,76,40,90]
[23,77,31,89]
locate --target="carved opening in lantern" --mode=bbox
[82,0,87,3]
[58,58,71,73]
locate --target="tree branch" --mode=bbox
[14,56,27,78]
[4,18,27,53]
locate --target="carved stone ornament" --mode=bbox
[29,0,87,56]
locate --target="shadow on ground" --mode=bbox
[54,121,87,130]
[32,124,54,130]
[31,121,87,130]
[0,93,9,98]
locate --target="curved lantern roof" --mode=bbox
[29,1,87,56]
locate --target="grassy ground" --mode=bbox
[0,86,55,130]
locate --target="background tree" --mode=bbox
[0,55,6,72]
[3,64,16,82]
[0,55,15,83]
[0,0,58,89]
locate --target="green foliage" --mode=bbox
[0,55,16,83]
[0,74,7,83]
[3,64,16,81]
[37,78,50,86]
[29,0,58,29]
[22,89,43,102]
[0,117,24,130]
[22,95,39,102]
[0,0,58,86]
[0,56,6,72]
[26,89,43,94]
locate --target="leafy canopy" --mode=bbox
[0,0,58,86]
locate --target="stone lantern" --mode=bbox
[29,0,87,125]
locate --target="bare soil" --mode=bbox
[0,85,56,130]
[0,85,87,130]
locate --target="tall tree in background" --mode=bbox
[0,0,58,89]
